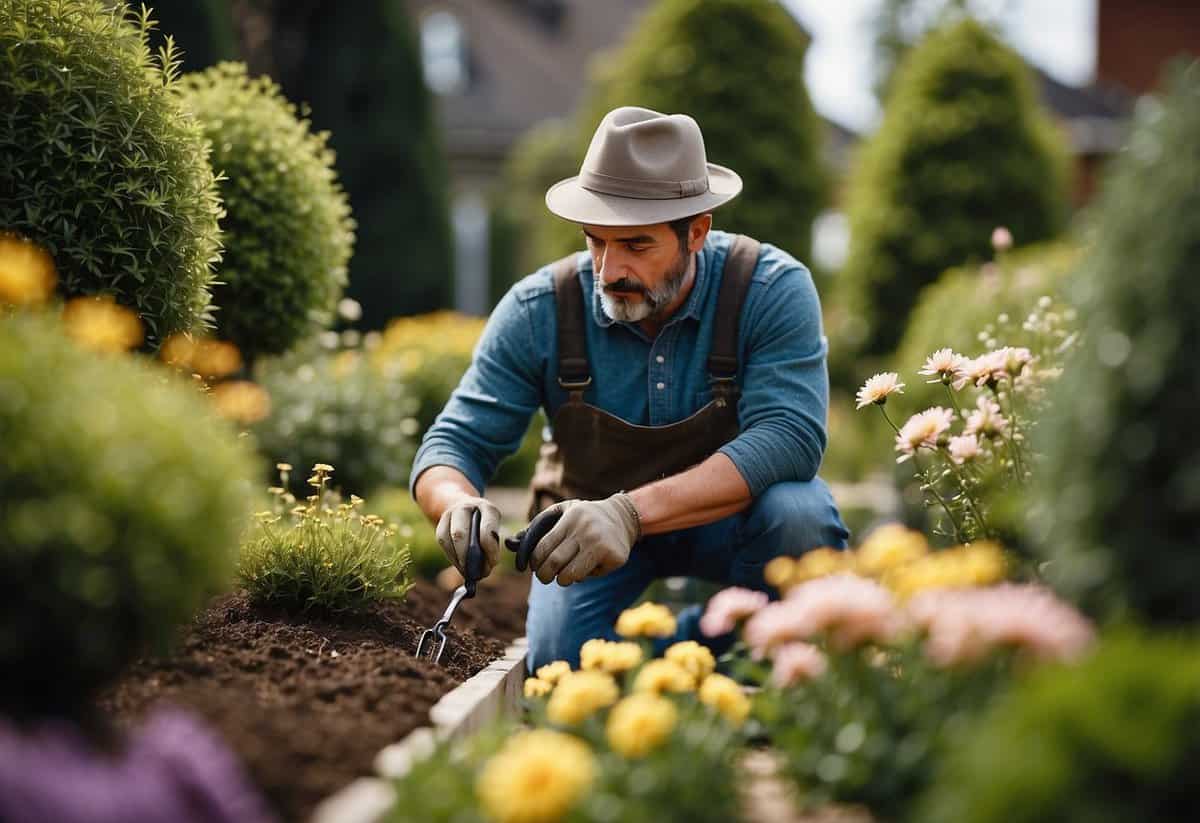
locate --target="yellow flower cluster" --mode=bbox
[61,295,143,353]
[698,673,752,726]
[664,641,716,685]
[606,693,678,758]
[160,334,243,379]
[632,659,695,694]
[764,525,1009,599]
[580,639,644,674]
[523,677,553,699]
[546,670,619,725]
[535,660,572,685]
[0,233,56,306]
[210,380,272,424]
[615,602,677,639]
[477,729,595,823]
[373,311,487,376]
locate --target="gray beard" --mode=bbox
[596,251,691,324]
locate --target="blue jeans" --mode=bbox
[525,477,851,671]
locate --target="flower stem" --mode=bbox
[913,451,967,543]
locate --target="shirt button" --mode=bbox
[656,382,665,390]
[655,355,665,363]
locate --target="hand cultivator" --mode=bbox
[416,508,485,665]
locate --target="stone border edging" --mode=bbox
[310,637,528,823]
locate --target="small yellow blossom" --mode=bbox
[632,659,696,694]
[698,673,751,726]
[210,380,271,424]
[477,729,595,823]
[61,295,143,353]
[664,641,716,685]
[794,547,852,583]
[579,638,644,675]
[0,233,56,306]
[764,555,796,589]
[615,602,676,638]
[884,542,1008,598]
[523,677,553,699]
[546,670,619,725]
[276,463,293,472]
[855,524,929,577]
[313,463,334,473]
[535,660,572,686]
[606,693,678,758]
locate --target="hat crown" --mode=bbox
[579,107,710,199]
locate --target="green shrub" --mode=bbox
[1031,61,1200,624]
[0,0,224,344]
[0,311,258,718]
[239,464,412,612]
[252,347,420,498]
[179,62,354,361]
[536,0,827,262]
[366,487,444,579]
[832,18,1069,368]
[917,628,1200,823]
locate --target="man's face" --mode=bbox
[584,222,691,324]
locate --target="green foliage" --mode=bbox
[530,0,827,264]
[252,346,420,498]
[0,0,225,344]
[179,62,354,360]
[366,488,444,579]
[833,18,1069,367]
[1031,61,1200,624]
[239,464,412,613]
[269,1,453,327]
[917,628,1200,823]
[144,0,235,73]
[0,311,257,717]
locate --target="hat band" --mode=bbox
[579,168,709,200]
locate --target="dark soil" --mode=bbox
[99,573,530,823]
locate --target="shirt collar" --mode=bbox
[585,239,715,331]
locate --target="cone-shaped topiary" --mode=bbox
[1031,61,1200,624]
[539,0,827,263]
[833,18,1069,366]
[0,0,224,345]
[179,62,354,361]
[0,311,259,719]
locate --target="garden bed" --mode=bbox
[99,573,530,823]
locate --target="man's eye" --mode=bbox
[627,245,647,253]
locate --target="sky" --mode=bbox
[783,0,1098,132]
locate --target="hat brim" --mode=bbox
[544,163,742,226]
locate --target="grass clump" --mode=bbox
[239,463,413,613]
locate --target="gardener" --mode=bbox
[411,106,850,669]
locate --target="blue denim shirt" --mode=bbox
[409,230,830,498]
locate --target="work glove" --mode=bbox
[524,493,641,586]
[435,496,502,579]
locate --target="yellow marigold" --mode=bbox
[0,233,56,306]
[210,380,272,424]
[546,670,619,725]
[794,547,851,583]
[764,556,796,589]
[664,641,716,684]
[535,660,572,686]
[606,693,678,758]
[632,659,696,694]
[957,541,1008,585]
[523,677,553,699]
[884,542,1009,599]
[615,602,676,639]
[579,638,644,675]
[856,523,929,576]
[477,729,595,823]
[698,673,751,726]
[61,295,143,353]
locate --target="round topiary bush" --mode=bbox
[833,18,1069,366]
[179,62,355,361]
[252,347,420,497]
[1031,61,1200,624]
[0,311,259,719]
[0,0,224,344]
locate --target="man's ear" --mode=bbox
[688,213,713,254]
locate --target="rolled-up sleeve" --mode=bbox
[409,286,544,496]
[718,265,829,496]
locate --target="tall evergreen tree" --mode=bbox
[833,18,1068,365]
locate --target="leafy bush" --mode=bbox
[1031,61,1200,624]
[179,62,354,361]
[917,628,1200,823]
[0,0,224,344]
[252,346,420,497]
[534,0,827,263]
[832,18,1069,366]
[0,311,258,718]
[239,464,412,612]
[365,488,444,579]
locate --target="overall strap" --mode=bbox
[550,253,591,401]
[707,234,761,391]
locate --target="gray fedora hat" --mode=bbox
[545,106,742,226]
